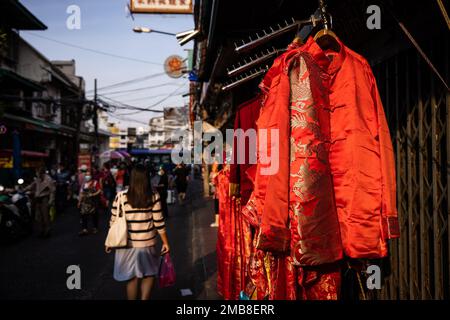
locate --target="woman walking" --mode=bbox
[106,164,170,300]
[173,163,189,204]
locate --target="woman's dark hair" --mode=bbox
[127,164,153,208]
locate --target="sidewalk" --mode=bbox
[0,178,221,300]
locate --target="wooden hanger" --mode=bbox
[313,0,341,52]
[314,28,341,52]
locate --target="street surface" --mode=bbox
[0,179,220,300]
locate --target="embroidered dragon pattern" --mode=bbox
[288,54,340,267]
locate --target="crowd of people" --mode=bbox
[21,160,191,239]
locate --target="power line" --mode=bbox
[98,95,163,113]
[100,81,182,96]
[86,72,168,94]
[119,92,173,103]
[23,32,163,66]
[98,82,186,111]
[146,83,187,108]
[107,112,150,125]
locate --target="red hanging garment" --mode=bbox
[243,44,303,300]
[244,37,399,259]
[229,96,263,205]
[301,36,399,258]
[215,166,232,298]
[228,95,264,299]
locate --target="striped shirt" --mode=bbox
[110,191,166,248]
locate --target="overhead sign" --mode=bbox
[164,55,186,78]
[78,154,92,171]
[130,0,193,14]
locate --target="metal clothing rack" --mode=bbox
[227,47,280,77]
[222,65,270,92]
[223,0,332,91]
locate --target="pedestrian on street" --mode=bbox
[105,164,170,300]
[156,165,169,219]
[115,162,129,192]
[100,163,116,211]
[24,167,56,238]
[209,160,221,228]
[78,165,88,188]
[173,163,189,204]
[77,171,101,236]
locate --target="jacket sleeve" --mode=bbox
[370,71,400,239]
[256,72,292,253]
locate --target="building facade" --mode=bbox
[0,0,92,185]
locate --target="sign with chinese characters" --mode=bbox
[130,0,193,14]
[164,55,186,78]
[0,156,13,168]
[77,154,91,171]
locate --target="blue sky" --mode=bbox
[20,0,194,128]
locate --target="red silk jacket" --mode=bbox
[244,37,399,260]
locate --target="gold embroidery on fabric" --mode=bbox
[290,158,321,201]
[264,253,272,294]
[290,138,311,162]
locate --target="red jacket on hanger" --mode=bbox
[244,36,399,259]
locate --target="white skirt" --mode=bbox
[113,246,161,281]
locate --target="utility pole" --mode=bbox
[93,78,99,152]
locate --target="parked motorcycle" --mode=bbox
[0,179,33,243]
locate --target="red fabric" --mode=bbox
[227,96,263,299]
[246,235,341,300]
[288,53,343,265]
[295,263,342,300]
[229,96,263,205]
[244,36,398,259]
[216,166,253,299]
[215,167,236,299]
[242,46,300,234]
[215,168,230,297]
[302,37,399,258]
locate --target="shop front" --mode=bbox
[192,0,450,300]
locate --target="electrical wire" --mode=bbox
[86,73,168,94]
[107,111,151,125]
[99,81,182,96]
[23,32,163,66]
[99,82,186,110]
[119,92,172,103]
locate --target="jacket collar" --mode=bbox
[302,36,346,76]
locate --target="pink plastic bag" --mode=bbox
[158,254,176,288]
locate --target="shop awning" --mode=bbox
[0,0,47,30]
[3,113,75,137]
[0,68,45,92]
[0,149,49,158]
[131,149,172,155]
